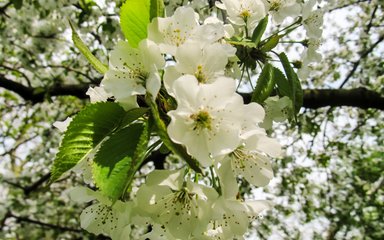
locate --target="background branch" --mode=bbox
[7,212,82,233]
[1,74,383,109]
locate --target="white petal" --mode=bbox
[146,71,161,99]
[139,39,165,71]
[67,186,97,203]
[146,169,184,190]
[86,86,111,103]
[110,41,142,71]
[245,134,282,157]
[102,70,146,98]
[216,158,238,199]
[163,66,182,97]
[80,203,117,236]
[53,117,72,132]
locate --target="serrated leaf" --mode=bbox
[120,0,150,48]
[50,102,126,182]
[260,35,280,52]
[118,107,149,130]
[252,15,268,46]
[69,21,108,74]
[278,53,303,116]
[150,0,164,20]
[92,123,148,202]
[146,96,202,173]
[252,63,275,103]
[274,66,290,97]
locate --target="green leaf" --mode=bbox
[69,21,108,74]
[146,96,202,173]
[50,102,126,182]
[273,67,290,97]
[120,0,150,48]
[118,107,149,130]
[251,15,269,46]
[251,63,275,103]
[11,0,23,9]
[150,0,165,20]
[260,35,280,52]
[92,123,148,202]
[227,39,257,48]
[278,52,303,116]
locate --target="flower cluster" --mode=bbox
[63,0,326,238]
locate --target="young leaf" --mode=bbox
[260,35,280,52]
[50,102,126,182]
[92,123,148,202]
[251,15,269,46]
[146,96,202,173]
[150,0,165,20]
[278,52,303,115]
[69,21,108,74]
[251,63,275,104]
[120,0,150,48]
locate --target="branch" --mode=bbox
[0,2,12,17]
[24,173,51,196]
[0,75,89,103]
[241,88,384,110]
[3,173,51,196]
[338,34,384,88]
[1,75,384,110]
[302,88,384,110]
[7,212,82,233]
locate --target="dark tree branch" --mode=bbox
[1,75,384,110]
[338,34,384,88]
[7,212,82,233]
[301,88,384,110]
[2,173,52,196]
[241,88,384,110]
[328,0,370,13]
[0,2,12,17]
[0,75,89,103]
[24,173,51,196]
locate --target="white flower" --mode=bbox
[211,197,272,237]
[101,39,164,109]
[175,41,233,83]
[148,7,225,55]
[167,75,246,167]
[136,169,218,239]
[217,133,281,191]
[261,95,292,129]
[164,40,236,96]
[297,38,322,80]
[267,0,301,23]
[68,187,132,239]
[204,16,235,39]
[216,0,266,32]
[302,38,322,63]
[302,0,323,39]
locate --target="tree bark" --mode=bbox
[1,75,383,110]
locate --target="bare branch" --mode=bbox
[1,75,384,110]
[241,88,384,110]
[338,34,384,88]
[0,75,89,103]
[8,212,82,233]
